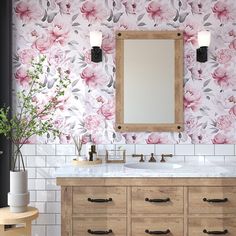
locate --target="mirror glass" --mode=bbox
[116,31,184,132]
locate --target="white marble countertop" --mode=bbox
[55,162,236,178]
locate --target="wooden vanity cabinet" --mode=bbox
[57,178,236,236]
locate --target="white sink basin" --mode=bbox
[124,162,182,170]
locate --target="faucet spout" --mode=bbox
[160,154,173,162]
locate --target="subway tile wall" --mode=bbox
[21,144,236,236]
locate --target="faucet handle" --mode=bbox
[132,154,145,162]
[148,153,156,162]
[160,153,173,162]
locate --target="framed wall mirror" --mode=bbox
[115,31,184,132]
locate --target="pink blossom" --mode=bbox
[146,1,175,23]
[57,1,72,14]
[212,67,236,89]
[102,34,115,54]
[212,133,230,144]
[80,67,108,88]
[15,67,30,86]
[84,115,101,131]
[121,0,143,14]
[181,19,198,44]
[229,39,236,50]
[229,105,236,116]
[216,115,233,131]
[98,100,115,120]
[18,49,37,64]
[48,48,65,65]
[33,35,52,53]
[190,65,207,80]
[184,114,198,134]
[216,49,232,64]
[123,133,145,144]
[15,1,43,22]
[59,134,72,144]
[80,1,107,23]
[184,48,195,69]
[184,83,202,111]
[190,129,210,144]
[189,0,210,14]
[212,0,235,23]
[146,133,170,144]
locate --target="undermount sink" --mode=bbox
[124,162,182,170]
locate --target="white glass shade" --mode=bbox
[198,31,211,47]
[90,31,102,47]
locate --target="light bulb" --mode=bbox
[198,31,211,47]
[90,31,102,47]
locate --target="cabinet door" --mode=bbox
[132,218,183,236]
[189,218,236,236]
[189,187,236,214]
[73,187,126,214]
[132,187,183,214]
[73,217,126,236]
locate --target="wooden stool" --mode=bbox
[0,207,38,236]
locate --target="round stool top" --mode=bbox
[0,207,38,224]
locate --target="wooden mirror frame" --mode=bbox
[115,30,184,132]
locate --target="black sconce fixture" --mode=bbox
[90,31,102,63]
[196,31,211,63]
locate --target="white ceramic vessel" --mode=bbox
[8,171,29,213]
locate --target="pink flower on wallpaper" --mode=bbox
[212,0,236,23]
[188,0,210,15]
[123,133,145,144]
[146,1,175,23]
[15,67,30,86]
[229,39,236,50]
[216,49,233,64]
[184,83,202,111]
[229,105,236,116]
[184,114,199,134]
[15,1,43,22]
[49,18,70,45]
[216,115,234,131]
[212,67,236,89]
[33,35,52,53]
[48,48,65,65]
[98,100,115,120]
[18,49,37,64]
[190,129,210,144]
[146,133,170,144]
[57,1,73,15]
[84,115,101,131]
[80,1,107,23]
[102,34,115,54]
[80,67,108,88]
[181,19,198,45]
[190,65,208,80]
[121,0,143,14]
[184,48,195,69]
[212,133,230,144]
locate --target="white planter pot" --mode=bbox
[8,171,29,213]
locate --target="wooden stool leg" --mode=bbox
[25,221,32,236]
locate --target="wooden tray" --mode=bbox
[72,158,102,166]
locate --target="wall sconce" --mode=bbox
[90,31,102,63]
[196,31,211,63]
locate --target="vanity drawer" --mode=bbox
[188,187,236,214]
[188,218,236,236]
[73,217,126,236]
[72,187,126,214]
[132,187,184,214]
[132,218,183,236]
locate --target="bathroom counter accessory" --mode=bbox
[0,206,38,236]
[72,158,102,166]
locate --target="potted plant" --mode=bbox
[0,56,70,212]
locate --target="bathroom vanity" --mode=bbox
[56,164,236,236]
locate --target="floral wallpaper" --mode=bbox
[12,0,236,144]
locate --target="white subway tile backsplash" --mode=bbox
[215,145,235,155]
[45,179,60,190]
[27,168,36,178]
[29,190,36,201]
[32,225,46,236]
[97,144,115,155]
[30,202,46,213]
[36,145,56,156]
[56,190,61,202]
[56,144,75,155]
[175,145,194,155]
[37,191,55,202]
[185,155,205,164]
[27,156,46,167]
[225,156,236,164]
[28,179,45,190]
[116,144,135,156]
[136,144,155,155]
[195,145,214,155]
[46,202,61,214]
[21,144,36,155]
[37,168,56,179]
[205,156,225,164]
[46,225,61,236]
[37,214,55,225]
[155,145,175,155]
[46,156,65,167]
[55,214,61,225]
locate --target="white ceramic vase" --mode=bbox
[8,171,29,213]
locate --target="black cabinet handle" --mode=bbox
[203,229,228,235]
[88,198,112,203]
[88,229,112,235]
[145,229,170,234]
[203,198,228,203]
[145,198,170,203]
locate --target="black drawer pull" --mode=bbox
[88,198,112,203]
[88,229,112,235]
[145,229,170,235]
[145,198,170,203]
[203,229,228,235]
[203,198,228,203]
